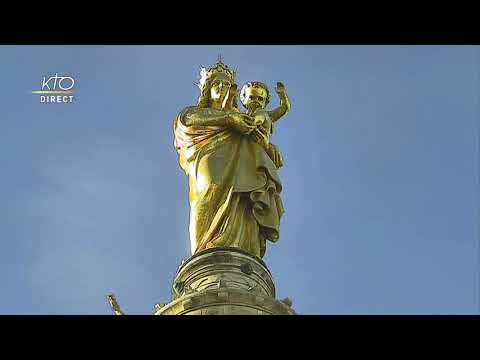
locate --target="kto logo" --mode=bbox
[32,73,75,103]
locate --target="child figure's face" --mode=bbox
[242,86,268,112]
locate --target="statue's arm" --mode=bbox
[182,108,230,127]
[268,82,291,123]
[181,107,256,135]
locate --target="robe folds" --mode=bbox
[174,106,284,258]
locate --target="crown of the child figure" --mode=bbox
[198,56,236,89]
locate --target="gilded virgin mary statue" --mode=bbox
[173,59,290,259]
[106,59,295,316]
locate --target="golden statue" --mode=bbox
[173,59,291,258]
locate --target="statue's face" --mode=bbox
[210,75,232,103]
[243,87,268,111]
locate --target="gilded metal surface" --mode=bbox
[106,294,124,315]
[173,59,291,258]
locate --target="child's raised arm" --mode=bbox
[268,82,291,122]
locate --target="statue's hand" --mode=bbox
[267,143,284,168]
[276,82,287,95]
[224,84,239,111]
[251,128,269,148]
[228,113,256,135]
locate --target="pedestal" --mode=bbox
[154,247,296,315]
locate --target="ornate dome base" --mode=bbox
[154,247,296,315]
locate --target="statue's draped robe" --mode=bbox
[174,106,284,258]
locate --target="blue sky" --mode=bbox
[0,45,478,314]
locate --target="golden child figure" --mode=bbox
[239,81,291,168]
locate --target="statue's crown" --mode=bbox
[198,57,236,89]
